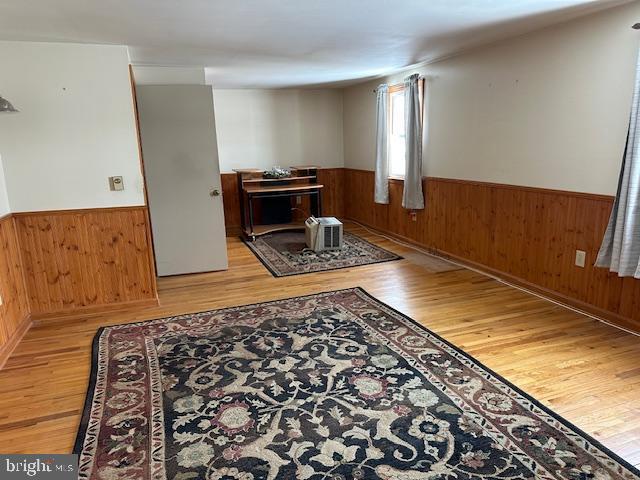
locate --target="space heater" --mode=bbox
[305,217,343,252]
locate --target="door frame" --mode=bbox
[128,65,160,282]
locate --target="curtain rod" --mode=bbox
[373,75,425,93]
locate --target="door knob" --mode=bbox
[210,189,221,197]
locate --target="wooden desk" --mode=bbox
[244,184,324,194]
[234,167,323,240]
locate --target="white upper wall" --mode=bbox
[343,1,640,195]
[0,41,145,212]
[213,89,343,172]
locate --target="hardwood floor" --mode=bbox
[0,223,639,466]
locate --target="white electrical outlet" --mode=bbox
[575,250,586,268]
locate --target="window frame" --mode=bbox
[387,79,425,180]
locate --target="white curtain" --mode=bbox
[595,48,640,278]
[374,84,389,204]
[402,74,425,210]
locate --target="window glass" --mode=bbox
[389,89,406,178]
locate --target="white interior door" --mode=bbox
[136,85,228,276]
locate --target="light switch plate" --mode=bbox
[109,176,124,191]
[575,250,586,268]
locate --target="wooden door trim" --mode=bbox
[129,64,159,285]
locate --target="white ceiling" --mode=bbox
[0,0,632,88]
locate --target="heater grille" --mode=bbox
[324,225,341,248]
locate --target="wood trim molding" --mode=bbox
[31,298,159,325]
[11,205,149,217]
[424,177,615,202]
[343,168,616,202]
[0,314,31,369]
[129,64,159,286]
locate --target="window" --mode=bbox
[389,87,406,178]
[387,80,424,178]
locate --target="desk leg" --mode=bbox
[310,191,321,217]
[237,173,246,234]
[248,195,255,241]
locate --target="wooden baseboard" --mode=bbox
[31,297,159,325]
[0,315,31,369]
[344,218,640,335]
[434,250,639,334]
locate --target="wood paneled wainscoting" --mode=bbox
[13,206,158,320]
[0,215,30,367]
[0,205,160,366]
[221,168,345,236]
[344,168,640,333]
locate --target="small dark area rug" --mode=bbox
[75,288,639,480]
[243,230,402,277]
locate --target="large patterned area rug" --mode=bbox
[75,288,640,480]
[243,231,402,276]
